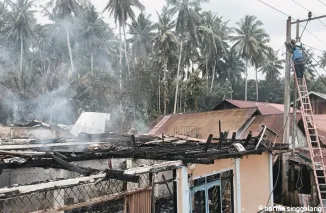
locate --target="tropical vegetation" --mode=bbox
[0,0,323,133]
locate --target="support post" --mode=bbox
[177,166,190,213]
[235,158,241,213]
[282,16,291,204]
[268,153,274,206]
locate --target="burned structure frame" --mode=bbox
[0,127,288,213]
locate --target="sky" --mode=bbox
[36,0,326,80]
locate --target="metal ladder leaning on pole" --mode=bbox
[293,64,326,211]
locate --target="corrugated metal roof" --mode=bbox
[241,113,302,143]
[292,91,326,104]
[150,107,258,139]
[314,114,326,144]
[216,99,297,115]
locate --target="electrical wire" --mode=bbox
[301,45,326,73]
[258,0,291,17]
[302,49,326,88]
[303,28,326,46]
[317,0,326,8]
[300,19,310,40]
[302,43,324,52]
[258,0,326,47]
[292,0,326,29]
[296,165,304,190]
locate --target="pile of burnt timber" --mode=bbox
[0,134,289,173]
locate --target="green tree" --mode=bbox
[186,71,204,112]
[129,13,155,61]
[198,11,230,92]
[47,0,82,81]
[231,15,269,101]
[3,0,36,90]
[319,51,326,68]
[79,4,109,76]
[259,49,284,84]
[103,0,145,77]
[218,45,245,99]
[154,7,178,115]
[166,0,207,114]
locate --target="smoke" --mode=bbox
[0,2,154,134]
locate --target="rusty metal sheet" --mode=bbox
[241,113,302,143]
[151,108,258,139]
[125,188,152,213]
[214,99,298,115]
[314,115,326,144]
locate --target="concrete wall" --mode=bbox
[177,152,272,213]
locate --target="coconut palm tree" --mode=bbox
[3,0,36,90]
[319,51,326,68]
[128,13,156,61]
[231,15,270,101]
[218,45,245,99]
[79,4,108,76]
[46,0,82,82]
[154,7,178,115]
[103,0,145,77]
[198,11,230,92]
[251,37,270,101]
[166,0,207,114]
[259,49,284,84]
[302,48,317,79]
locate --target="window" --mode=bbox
[190,171,233,213]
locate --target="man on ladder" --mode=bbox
[285,39,305,83]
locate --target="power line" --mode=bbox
[292,0,326,29]
[302,43,324,52]
[302,49,326,87]
[304,28,326,46]
[257,0,291,17]
[302,44,326,72]
[317,0,326,8]
[258,0,326,47]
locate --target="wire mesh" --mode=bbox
[0,174,150,213]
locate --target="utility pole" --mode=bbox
[282,16,291,204]
[291,20,300,157]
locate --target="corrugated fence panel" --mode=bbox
[125,188,152,213]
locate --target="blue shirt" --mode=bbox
[292,45,304,61]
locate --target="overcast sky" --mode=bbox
[36,0,326,80]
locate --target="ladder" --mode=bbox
[294,67,326,211]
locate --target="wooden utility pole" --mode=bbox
[282,16,291,203]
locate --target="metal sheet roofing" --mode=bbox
[240,113,302,143]
[149,107,258,139]
[314,114,326,144]
[292,91,326,104]
[214,99,297,115]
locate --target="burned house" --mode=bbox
[0,130,287,213]
[0,108,292,213]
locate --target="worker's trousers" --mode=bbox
[294,58,305,79]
